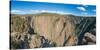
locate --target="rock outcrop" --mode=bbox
[10,13,96,49]
[11,16,28,33]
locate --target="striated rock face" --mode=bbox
[10,13,96,49]
[31,15,77,46]
[11,16,28,33]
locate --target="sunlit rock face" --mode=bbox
[31,15,77,46]
[29,35,42,48]
[10,13,96,49]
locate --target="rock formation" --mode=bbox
[10,13,96,49]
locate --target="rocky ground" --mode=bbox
[10,13,96,49]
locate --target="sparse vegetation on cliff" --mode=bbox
[10,13,96,49]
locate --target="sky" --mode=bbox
[10,1,96,16]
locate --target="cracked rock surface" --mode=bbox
[10,13,96,49]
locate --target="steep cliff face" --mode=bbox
[31,15,77,46]
[11,16,29,33]
[10,13,96,49]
